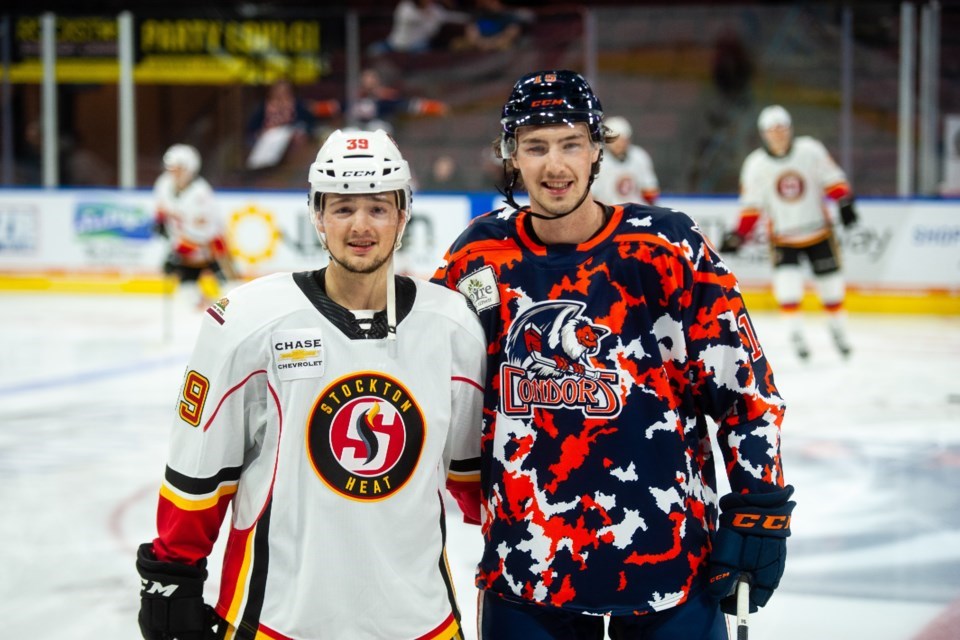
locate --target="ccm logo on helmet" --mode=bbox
[530,99,565,108]
[342,170,377,177]
[731,513,792,531]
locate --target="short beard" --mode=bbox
[327,250,391,275]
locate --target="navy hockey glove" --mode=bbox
[137,543,225,640]
[718,231,743,254]
[839,199,858,228]
[706,485,795,615]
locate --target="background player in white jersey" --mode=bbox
[137,129,487,640]
[153,144,235,308]
[591,115,660,205]
[720,105,859,359]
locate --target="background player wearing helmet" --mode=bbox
[591,115,660,205]
[433,70,794,639]
[153,144,235,307]
[137,129,487,640]
[720,105,859,359]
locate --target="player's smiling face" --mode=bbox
[514,123,600,218]
[317,192,404,275]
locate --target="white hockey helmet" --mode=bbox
[308,128,412,219]
[604,116,632,140]
[757,105,792,132]
[162,144,201,177]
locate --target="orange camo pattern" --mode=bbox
[432,204,785,615]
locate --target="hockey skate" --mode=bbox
[830,325,852,358]
[791,331,810,361]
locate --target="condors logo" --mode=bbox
[500,301,621,418]
[307,372,424,501]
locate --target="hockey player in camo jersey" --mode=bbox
[720,105,859,359]
[433,71,794,639]
[137,129,486,640]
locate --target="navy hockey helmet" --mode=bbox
[499,70,604,157]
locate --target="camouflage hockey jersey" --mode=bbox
[432,203,786,616]
[151,270,486,640]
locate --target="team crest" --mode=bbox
[776,170,806,201]
[500,301,621,418]
[307,372,424,501]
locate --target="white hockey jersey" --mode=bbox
[592,145,659,205]
[739,136,849,245]
[151,270,486,640]
[153,172,223,264]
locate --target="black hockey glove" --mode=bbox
[718,231,743,254]
[706,485,795,615]
[137,542,226,640]
[153,218,169,238]
[839,198,858,228]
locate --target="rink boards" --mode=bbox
[0,189,957,314]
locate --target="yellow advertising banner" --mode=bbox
[8,15,333,84]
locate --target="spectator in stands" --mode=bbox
[420,154,467,192]
[451,0,534,52]
[368,0,470,56]
[347,68,448,134]
[245,79,320,170]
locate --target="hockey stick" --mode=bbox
[736,575,750,640]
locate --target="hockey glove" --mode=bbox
[839,199,858,228]
[706,485,795,615]
[137,542,225,640]
[718,231,743,254]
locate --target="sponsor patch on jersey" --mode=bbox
[272,329,325,380]
[457,265,500,312]
[306,372,424,501]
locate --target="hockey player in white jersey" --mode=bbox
[720,105,859,359]
[591,115,660,205]
[154,144,235,307]
[137,129,487,640]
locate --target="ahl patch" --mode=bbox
[457,266,500,312]
[272,329,325,381]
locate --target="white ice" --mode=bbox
[1,291,958,639]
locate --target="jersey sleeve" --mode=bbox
[443,298,487,524]
[152,309,271,565]
[681,216,786,495]
[808,138,850,199]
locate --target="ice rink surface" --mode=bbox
[1,289,958,639]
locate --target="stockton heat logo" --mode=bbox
[307,372,424,501]
[501,301,621,418]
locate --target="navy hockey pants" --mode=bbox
[479,589,726,640]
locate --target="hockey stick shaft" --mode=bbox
[736,576,750,640]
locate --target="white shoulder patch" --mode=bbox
[457,265,500,312]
